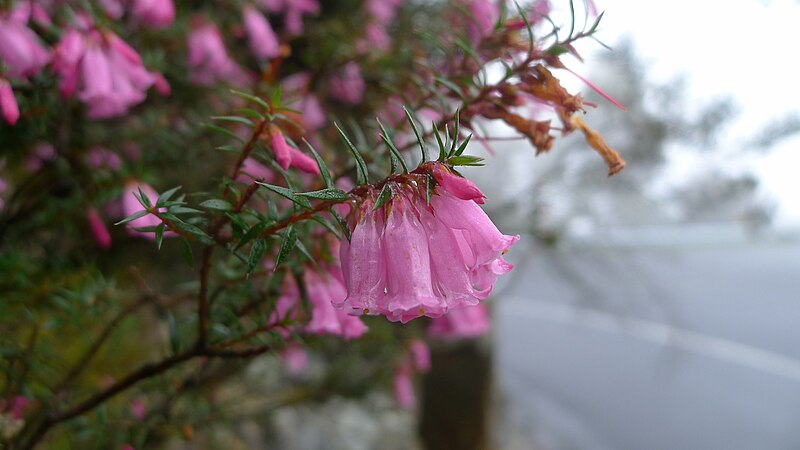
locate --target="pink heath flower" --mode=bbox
[393,364,416,409]
[53,27,158,119]
[130,0,176,29]
[236,157,275,183]
[280,344,309,376]
[463,0,499,43]
[428,302,490,339]
[0,79,19,125]
[267,125,320,174]
[121,181,170,239]
[303,267,368,339]
[338,162,518,323]
[329,62,365,105]
[87,207,112,249]
[187,22,251,87]
[129,398,146,420]
[0,10,50,79]
[243,5,280,60]
[408,339,431,373]
[85,146,122,170]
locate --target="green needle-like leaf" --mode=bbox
[373,183,393,210]
[403,106,428,162]
[256,182,312,210]
[334,122,369,185]
[303,138,334,189]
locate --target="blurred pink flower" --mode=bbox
[129,398,146,420]
[428,302,490,339]
[280,344,309,376]
[269,126,320,174]
[0,10,50,79]
[243,5,280,60]
[87,207,112,249]
[409,339,431,373]
[187,22,251,86]
[236,157,275,183]
[85,146,122,170]
[393,364,416,409]
[463,0,499,43]
[0,79,19,125]
[329,62,365,105]
[304,267,368,339]
[25,142,56,172]
[131,0,175,29]
[53,27,158,118]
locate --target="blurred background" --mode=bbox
[475,0,800,448]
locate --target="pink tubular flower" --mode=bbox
[268,126,320,174]
[87,207,112,249]
[428,302,490,339]
[304,268,368,339]
[0,11,50,79]
[463,0,499,43]
[0,79,19,125]
[280,344,309,376]
[329,62,365,105]
[85,146,122,170]
[393,364,416,409]
[430,163,485,204]
[338,162,518,323]
[187,22,251,87]
[130,0,176,29]
[53,27,157,119]
[408,339,431,373]
[243,5,280,60]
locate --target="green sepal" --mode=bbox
[433,123,447,162]
[373,183,393,211]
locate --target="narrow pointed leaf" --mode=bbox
[455,133,473,156]
[377,118,408,174]
[303,138,334,188]
[180,238,194,268]
[433,123,447,161]
[334,122,369,185]
[230,89,270,110]
[297,188,349,201]
[199,199,233,211]
[256,182,312,210]
[114,210,149,226]
[211,116,253,127]
[203,123,245,143]
[329,208,351,242]
[449,109,461,156]
[403,106,428,162]
[157,185,182,206]
[155,224,165,250]
[247,238,267,273]
[274,226,297,269]
[136,187,152,209]
[448,154,485,166]
[235,221,271,251]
